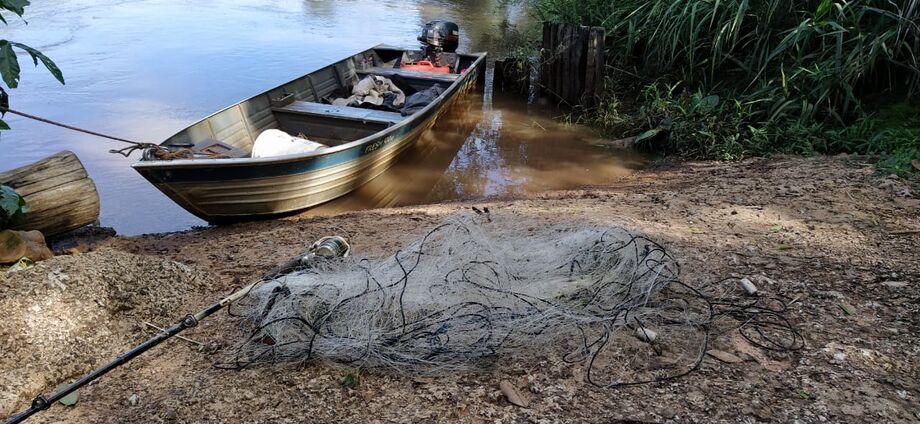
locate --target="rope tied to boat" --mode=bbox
[0,88,189,159]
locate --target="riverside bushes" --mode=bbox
[521,0,919,173]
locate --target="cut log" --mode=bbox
[0,151,100,237]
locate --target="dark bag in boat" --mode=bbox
[400,84,445,116]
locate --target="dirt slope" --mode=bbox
[2,155,917,423]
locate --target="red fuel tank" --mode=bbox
[401,60,451,74]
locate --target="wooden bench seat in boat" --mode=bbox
[272,101,405,125]
[357,67,460,84]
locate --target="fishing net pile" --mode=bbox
[226,211,800,386]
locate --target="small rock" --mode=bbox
[499,380,528,408]
[817,290,845,299]
[739,278,758,296]
[62,243,90,255]
[128,393,138,406]
[0,230,53,264]
[707,349,744,364]
[881,281,908,288]
[635,326,657,343]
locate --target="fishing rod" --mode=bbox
[3,236,351,424]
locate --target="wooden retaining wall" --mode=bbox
[539,22,605,107]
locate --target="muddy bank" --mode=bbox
[2,155,918,423]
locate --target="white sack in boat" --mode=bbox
[251,129,328,158]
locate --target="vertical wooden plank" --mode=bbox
[547,22,554,98]
[559,24,572,102]
[571,25,585,104]
[594,26,605,104]
[560,23,569,104]
[580,26,590,103]
[540,21,551,97]
[567,24,579,104]
[560,22,567,102]
[585,26,597,105]
[569,24,581,104]
[555,22,565,103]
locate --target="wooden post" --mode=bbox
[539,22,606,108]
[591,26,605,103]
[555,23,565,102]
[0,151,101,237]
[585,27,598,106]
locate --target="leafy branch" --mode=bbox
[0,184,29,229]
[0,0,65,130]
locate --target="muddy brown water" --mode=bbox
[0,0,645,235]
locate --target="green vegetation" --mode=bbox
[0,185,29,230]
[518,0,919,174]
[0,0,65,130]
[340,367,361,388]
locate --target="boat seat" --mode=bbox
[357,67,459,84]
[272,101,404,125]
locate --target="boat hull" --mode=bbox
[133,55,482,222]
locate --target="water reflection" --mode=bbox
[0,0,642,235]
[304,82,645,216]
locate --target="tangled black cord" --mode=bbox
[217,217,803,388]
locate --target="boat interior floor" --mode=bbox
[268,68,457,148]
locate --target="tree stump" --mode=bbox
[0,151,101,237]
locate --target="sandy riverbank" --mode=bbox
[2,155,918,423]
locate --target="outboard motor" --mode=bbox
[406,21,459,73]
[418,20,460,54]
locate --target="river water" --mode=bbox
[0,0,644,235]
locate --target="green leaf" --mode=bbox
[815,0,832,20]
[0,0,30,18]
[340,368,361,388]
[0,40,21,88]
[0,185,19,213]
[635,128,661,143]
[8,256,34,271]
[837,303,856,316]
[11,41,64,84]
[54,383,79,406]
[0,118,9,130]
[0,184,28,229]
[694,95,720,111]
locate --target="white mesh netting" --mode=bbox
[225,211,797,386]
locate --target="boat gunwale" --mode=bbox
[132,45,486,171]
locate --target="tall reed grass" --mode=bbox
[520,0,920,172]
